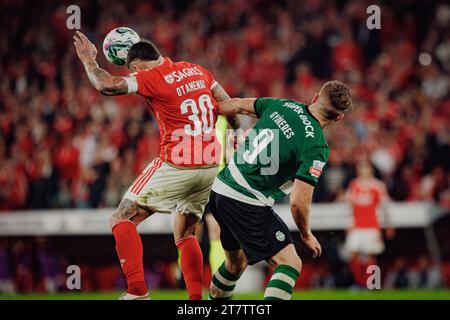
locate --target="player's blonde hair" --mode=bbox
[319,81,353,120]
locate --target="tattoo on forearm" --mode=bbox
[212,85,230,102]
[83,60,128,95]
[83,60,108,89]
[212,85,241,128]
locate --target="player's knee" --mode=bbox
[208,222,221,240]
[276,254,302,273]
[173,213,200,241]
[286,255,302,274]
[109,210,130,229]
[109,205,143,229]
[291,256,302,273]
[205,215,221,240]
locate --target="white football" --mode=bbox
[102,27,140,66]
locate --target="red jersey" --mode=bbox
[131,57,221,168]
[347,178,388,229]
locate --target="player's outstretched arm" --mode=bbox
[217,98,257,118]
[73,31,129,96]
[290,179,322,258]
[212,83,231,103]
[212,84,241,129]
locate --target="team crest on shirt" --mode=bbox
[276,231,285,242]
[309,160,325,178]
[163,73,175,84]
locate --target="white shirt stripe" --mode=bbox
[227,159,274,206]
[212,178,265,206]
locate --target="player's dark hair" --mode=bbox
[126,40,161,67]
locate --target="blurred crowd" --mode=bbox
[0,0,449,211]
[2,233,450,293]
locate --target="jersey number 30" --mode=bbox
[180,94,215,136]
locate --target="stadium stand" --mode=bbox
[0,0,449,293]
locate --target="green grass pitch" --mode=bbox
[1,290,450,300]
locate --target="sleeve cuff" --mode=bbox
[123,75,138,94]
[210,80,219,90]
[295,176,317,187]
[253,98,261,118]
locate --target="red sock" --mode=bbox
[112,221,147,296]
[349,256,364,285]
[176,236,203,300]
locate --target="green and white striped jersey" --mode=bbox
[212,97,329,207]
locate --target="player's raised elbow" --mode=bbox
[97,78,128,96]
[99,87,118,96]
[91,82,110,95]
[96,82,117,95]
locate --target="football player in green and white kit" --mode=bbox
[207,81,353,300]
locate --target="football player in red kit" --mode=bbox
[74,31,232,300]
[345,160,394,286]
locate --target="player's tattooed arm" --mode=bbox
[73,31,129,96]
[217,98,258,118]
[291,179,322,258]
[212,83,241,129]
[82,60,129,95]
[212,83,230,102]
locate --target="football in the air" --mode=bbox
[102,27,140,66]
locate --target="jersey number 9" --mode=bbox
[180,94,215,136]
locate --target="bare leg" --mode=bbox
[204,213,226,273]
[173,213,199,241]
[266,244,302,271]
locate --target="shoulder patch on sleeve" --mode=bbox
[309,160,325,178]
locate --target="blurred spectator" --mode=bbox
[0,240,15,293]
[385,257,411,289]
[35,238,66,293]
[409,255,442,289]
[0,0,448,212]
